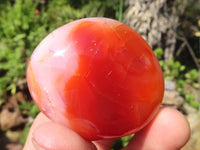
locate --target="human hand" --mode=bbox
[23,107,190,150]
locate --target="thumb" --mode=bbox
[32,122,96,150]
[23,113,96,150]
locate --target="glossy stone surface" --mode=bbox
[27,17,164,140]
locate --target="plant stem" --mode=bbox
[118,0,123,22]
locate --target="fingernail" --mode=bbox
[32,137,46,150]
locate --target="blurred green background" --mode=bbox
[0,0,199,149]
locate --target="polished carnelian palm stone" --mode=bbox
[27,18,164,140]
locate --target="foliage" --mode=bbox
[0,0,47,98]
[111,134,134,150]
[19,122,32,144]
[154,48,164,59]
[154,48,164,70]
[154,48,186,81]
[185,69,199,88]
[154,48,199,109]
[41,0,83,32]
[164,59,186,81]
[19,101,40,118]
[184,93,199,110]
[81,0,123,20]
[19,101,40,144]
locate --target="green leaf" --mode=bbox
[154,48,164,59]
[19,123,32,144]
[30,104,40,118]
[180,65,186,71]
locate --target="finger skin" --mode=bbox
[92,139,116,150]
[122,107,190,150]
[32,122,97,150]
[24,107,190,150]
[23,113,50,150]
[23,113,96,150]
[23,113,114,150]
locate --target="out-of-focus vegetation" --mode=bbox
[0,0,199,149]
[154,48,199,109]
